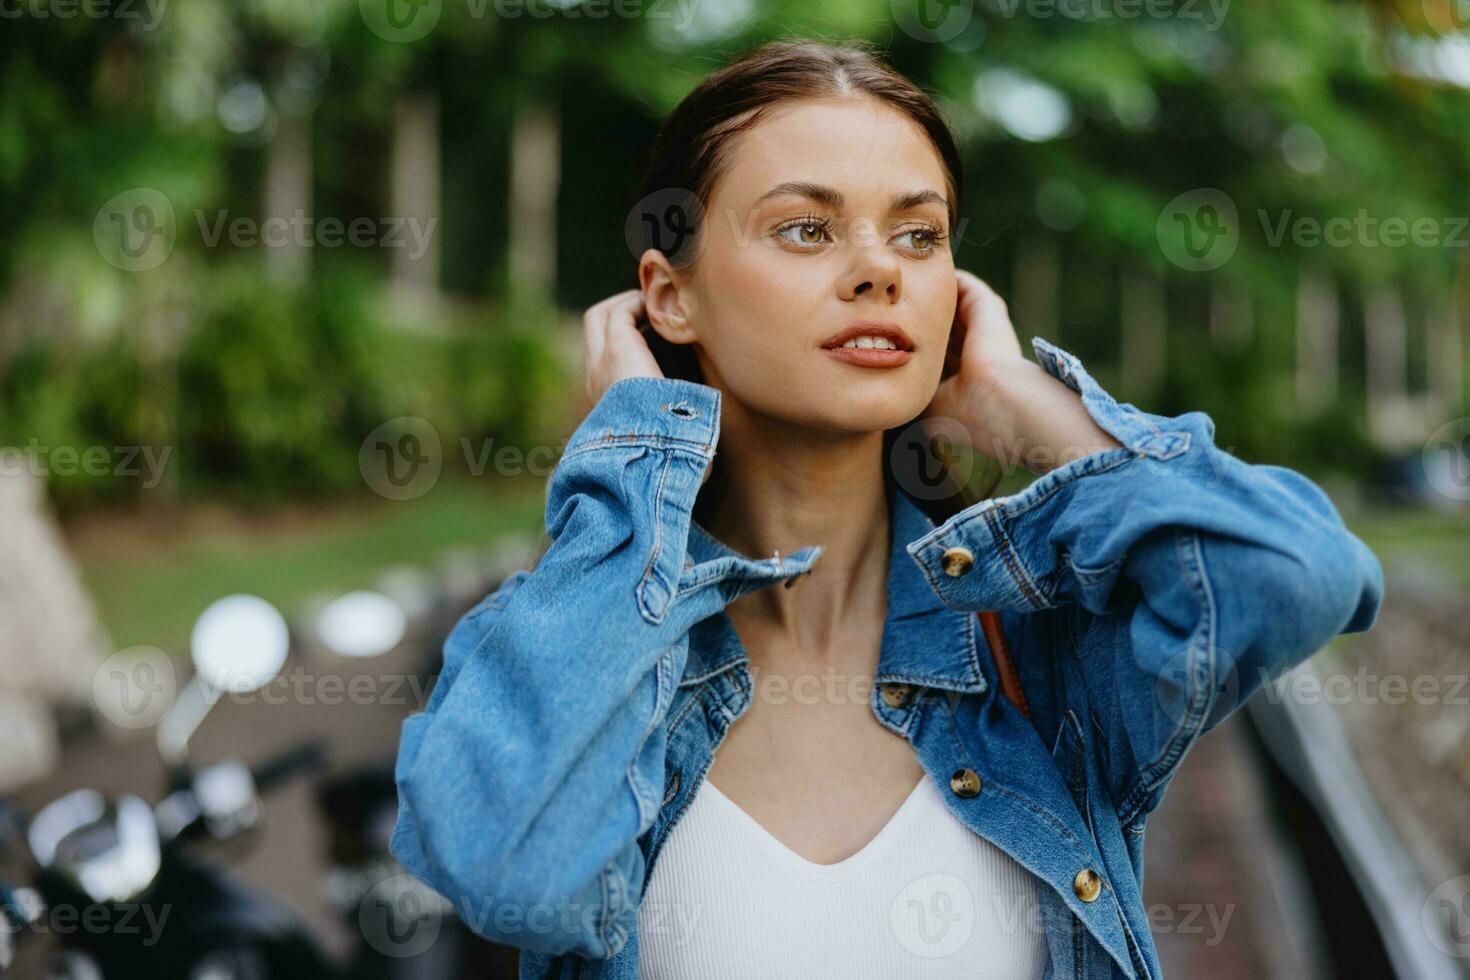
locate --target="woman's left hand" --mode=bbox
[923,270,1123,475]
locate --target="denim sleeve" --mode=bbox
[389,376,740,959]
[907,337,1385,822]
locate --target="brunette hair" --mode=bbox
[631,38,1001,520]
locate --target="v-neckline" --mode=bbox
[697,774,931,879]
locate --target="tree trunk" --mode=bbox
[265,115,312,285]
[1365,283,1413,447]
[508,94,560,305]
[1295,267,1339,413]
[1120,266,1166,396]
[1014,233,1060,343]
[391,93,442,313]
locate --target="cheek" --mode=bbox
[696,240,828,362]
[716,242,828,323]
[913,262,959,336]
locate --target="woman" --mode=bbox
[390,40,1383,979]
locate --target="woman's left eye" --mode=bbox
[894,226,947,253]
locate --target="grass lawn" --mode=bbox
[68,477,548,653]
[66,476,1466,657]
[1343,505,1470,592]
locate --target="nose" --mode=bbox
[839,223,902,304]
[850,276,899,301]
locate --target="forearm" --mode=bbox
[908,336,1384,819]
[916,338,1380,633]
[390,377,728,957]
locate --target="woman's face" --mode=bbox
[674,97,958,434]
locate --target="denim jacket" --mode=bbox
[390,336,1384,980]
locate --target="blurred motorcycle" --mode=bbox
[1,579,524,979]
[0,594,333,979]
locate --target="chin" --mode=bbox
[802,386,928,435]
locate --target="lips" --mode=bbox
[822,346,913,368]
[819,322,916,352]
[819,322,915,369]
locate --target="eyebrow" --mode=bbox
[754,181,948,214]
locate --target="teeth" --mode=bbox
[841,335,899,350]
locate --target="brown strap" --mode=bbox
[979,610,1032,722]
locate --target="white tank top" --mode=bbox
[637,773,1049,978]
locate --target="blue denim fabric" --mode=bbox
[390,336,1384,980]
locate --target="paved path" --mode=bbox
[7,619,1327,979]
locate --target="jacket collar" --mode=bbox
[680,489,987,696]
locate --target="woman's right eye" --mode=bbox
[774,218,833,248]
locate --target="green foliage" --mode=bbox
[175,263,567,504]
[1,261,568,512]
[179,265,359,496]
[3,0,1468,516]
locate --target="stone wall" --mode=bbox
[0,466,108,789]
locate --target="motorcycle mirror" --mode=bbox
[190,594,290,694]
[157,595,289,765]
[315,590,407,659]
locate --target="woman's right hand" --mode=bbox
[583,290,664,405]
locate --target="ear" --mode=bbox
[639,249,699,346]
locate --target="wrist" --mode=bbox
[960,357,1039,468]
[971,357,1122,475]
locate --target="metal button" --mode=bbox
[949,768,982,798]
[1073,868,1102,903]
[941,546,975,577]
[662,770,682,807]
[784,553,820,589]
[880,683,914,708]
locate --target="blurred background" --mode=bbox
[0,0,1468,977]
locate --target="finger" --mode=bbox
[955,272,1010,337]
[584,289,640,343]
[591,292,642,342]
[583,305,607,372]
[583,324,602,403]
[956,270,1005,327]
[586,288,640,320]
[607,291,646,337]
[584,290,642,366]
[954,270,1024,364]
[602,300,647,372]
[942,308,966,379]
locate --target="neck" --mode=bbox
[695,395,892,666]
